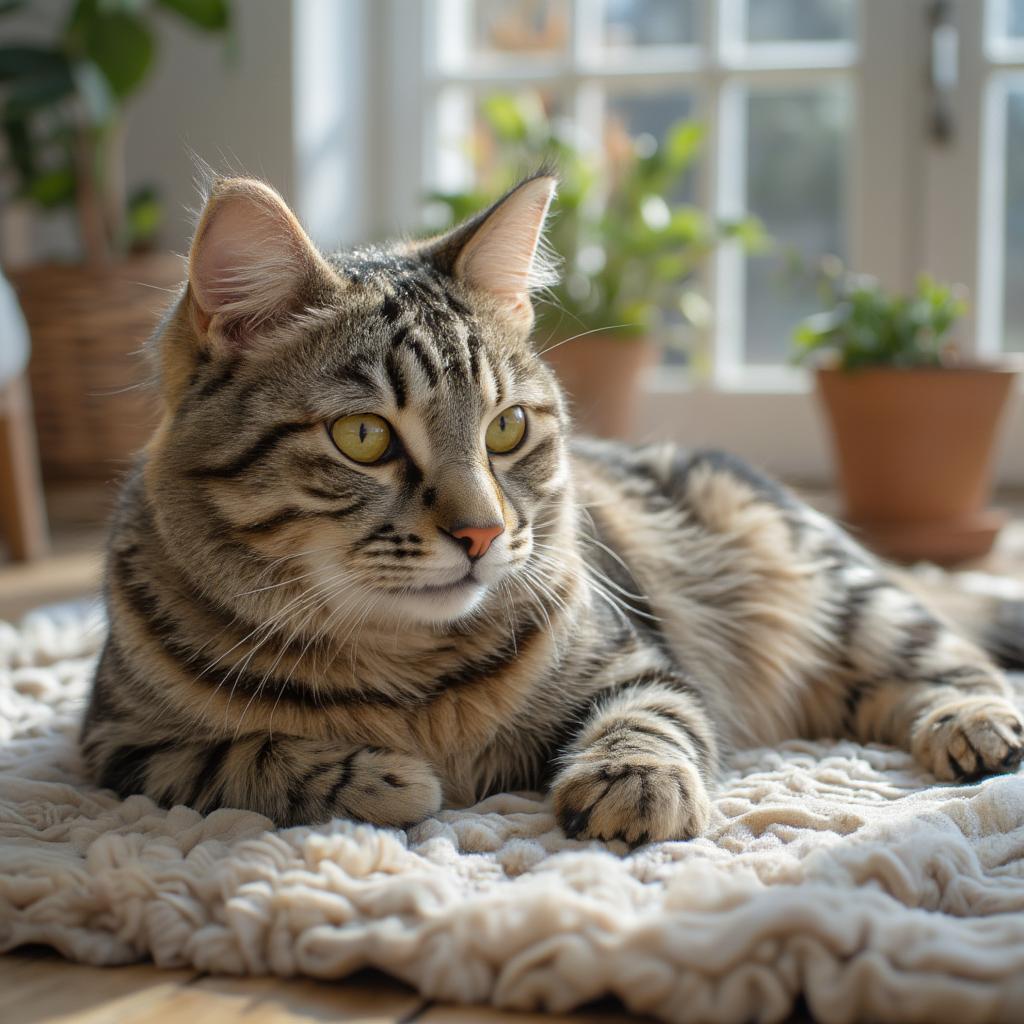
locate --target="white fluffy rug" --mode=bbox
[2,605,1024,1024]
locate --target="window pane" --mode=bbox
[432,89,565,200]
[993,0,1024,39]
[605,91,698,202]
[1004,87,1024,353]
[472,0,569,56]
[744,88,849,364]
[605,91,700,366]
[745,0,854,43]
[1012,0,1024,36]
[603,0,699,49]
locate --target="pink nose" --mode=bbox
[450,524,504,559]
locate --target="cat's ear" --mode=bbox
[423,173,557,324]
[187,177,336,349]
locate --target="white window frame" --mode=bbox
[979,0,1024,357]
[913,0,1024,486]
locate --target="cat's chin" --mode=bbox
[389,578,489,625]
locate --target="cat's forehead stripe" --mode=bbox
[391,327,441,387]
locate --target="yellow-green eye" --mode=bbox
[330,414,392,464]
[485,406,527,454]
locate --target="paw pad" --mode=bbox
[915,698,1024,782]
[552,753,709,845]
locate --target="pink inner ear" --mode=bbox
[186,178,338,350]
[190,194,295,318]
[455,177,556,302]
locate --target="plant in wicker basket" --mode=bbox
[0,0,232,480]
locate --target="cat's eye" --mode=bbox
[330,414,392,464]
[485,406,527,454]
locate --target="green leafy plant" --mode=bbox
[426,93,766,349]
[792,260,969,370]
[0,0,231,264]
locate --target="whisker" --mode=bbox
[535,323,638,357]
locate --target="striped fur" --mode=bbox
[82,175,1024,842]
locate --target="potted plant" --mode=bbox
[427,94,764,438]
[0,0,230,480]
[793,265,1020,563]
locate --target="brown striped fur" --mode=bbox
[82,174,1024,842]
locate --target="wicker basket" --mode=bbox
[8,254,184,482]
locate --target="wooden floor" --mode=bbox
[0,482,108,621]
[0,949,648,1023]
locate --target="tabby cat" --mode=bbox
[81,173,1024,843]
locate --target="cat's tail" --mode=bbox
[899,567,1024,670]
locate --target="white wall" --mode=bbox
[292,0,369,251]
[291,0,420,250]
[126,0,295,255]
[635,381,1024,488]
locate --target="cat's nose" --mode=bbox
[447,523,504,560]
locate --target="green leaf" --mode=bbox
[2,113,34,180]
[663,120,705,172]
[27,166,76,207]
[3,68,75,118]
[156,0,230,31]
[664,206,708,244]
[480,93,530,142]
[723,216,770,252]
[126,186,163,245]
[67,1,155,98]
[790,262,967,369]
[0,46,71,81]
[91,13,154,96]
[652,253,691,280]
[615,300,654,333]
[65,0,96,45]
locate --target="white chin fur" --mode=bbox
[392,582,489,625]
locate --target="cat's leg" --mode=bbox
[551,673,718,844]
[81,719,442,827]
[834,572,1024,781]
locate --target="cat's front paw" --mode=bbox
[913,696,1024,782]
[552,751,710,845]
[334,748,442,828]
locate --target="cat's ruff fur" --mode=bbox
[82,174,1024,842]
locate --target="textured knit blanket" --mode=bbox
[2,604,1024,1024]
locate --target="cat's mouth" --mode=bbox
[405,572,478,596]
[389,570,489,625]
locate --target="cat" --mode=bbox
[80,172,1024,843]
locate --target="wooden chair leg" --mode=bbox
[0,375,49,561]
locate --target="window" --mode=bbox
[340,0,1023,483]
[423,0,859,385]
[981,0,1024,355]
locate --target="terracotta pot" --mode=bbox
[542,331,658,439]
[8,254,183,482]
[816,366,1019,564]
